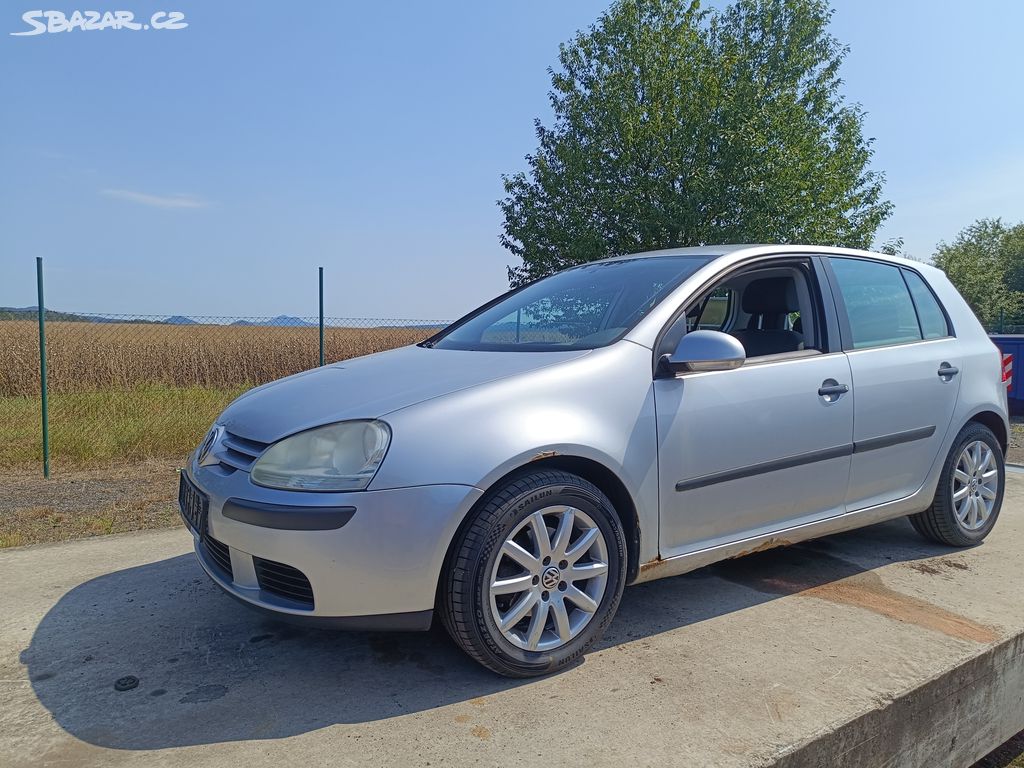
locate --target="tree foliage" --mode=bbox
[500,0,892,285]
[933,219,1024,328]
[878,236,905,257]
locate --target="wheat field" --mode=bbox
[0,320,440,396]
[0,320,441,467]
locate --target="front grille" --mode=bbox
[254,557,314,607]
[203,534,233,579]
[213,430,269,473]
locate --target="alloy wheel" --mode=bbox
[488,505,609,652]
[952,439,999,532]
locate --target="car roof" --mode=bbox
[604,244,928,271]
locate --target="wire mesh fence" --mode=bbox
[0,313,448,472]
[985,314,1024,335]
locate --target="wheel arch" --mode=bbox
[528,455,642,585]
[967,410,1008,455]
[439,454,643,596]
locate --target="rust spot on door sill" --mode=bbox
[730,537,793,559]
[639,557,667,575]
[639,536,795,575]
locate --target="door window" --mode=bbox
[661,260,824,360]
[688,287,734,331]
[902,269,951,339]
[829,258,922,349]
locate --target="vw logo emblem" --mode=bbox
[541,566,561,590]
[197,426,222,466]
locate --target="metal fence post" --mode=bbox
[36,257,50,478]
[318,266,325,366]
[999,308,1005,334]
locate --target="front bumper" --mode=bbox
[182,462,483,626]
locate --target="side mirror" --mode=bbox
[660,330,746,375]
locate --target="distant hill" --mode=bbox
[230,315,316,328]
[269,315,316,327]
[0,306,97,322]
[0,308,440,328]
[1,307,164,324]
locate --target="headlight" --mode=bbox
[250,420,391,492]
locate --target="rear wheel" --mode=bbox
[910,422,1004,546]
[440,470,626,677]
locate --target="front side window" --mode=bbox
[902,269,951,339]
[829,258,922,349]
[688,287,735,331]
[430,256,714,351]
[659,259,823,360]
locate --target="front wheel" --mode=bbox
[909,422,1005,546]
[440,470,627,677]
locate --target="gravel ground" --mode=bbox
[1009,415,1024,465]
[0,459,181,548]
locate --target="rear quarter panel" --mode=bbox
[917,265,1009,495]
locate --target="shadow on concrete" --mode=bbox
[21,517,958,749]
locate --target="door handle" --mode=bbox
[938,363,959,378]
[818,382,849,397]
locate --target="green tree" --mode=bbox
[500,0,892,285]
[933,219,1024,328]
[878,236,905,257]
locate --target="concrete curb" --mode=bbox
[773,633,1024,767]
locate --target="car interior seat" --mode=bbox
[730,276,805,357]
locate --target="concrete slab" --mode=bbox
[1,480,1023,768]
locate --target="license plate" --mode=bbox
[178,473,209,536]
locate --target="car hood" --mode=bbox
[219,344,591,444]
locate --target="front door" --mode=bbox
[654,258,855,558]
[655,353,854,557]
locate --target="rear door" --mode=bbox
[825,257,962,510]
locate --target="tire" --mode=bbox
[909,422,1005,547]
[440,469,627,677]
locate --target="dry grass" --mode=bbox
[0,459,181,548]
[0,320,439,396]
[0,386,246,467]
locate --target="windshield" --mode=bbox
[429,255,715,351]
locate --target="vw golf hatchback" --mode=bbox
[180,245,1008,677]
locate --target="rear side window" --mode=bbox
[829,258,922,349]
[902,269,951,339]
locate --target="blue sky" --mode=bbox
[1,1,1021,320]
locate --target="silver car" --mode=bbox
[180,245,1008,677]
